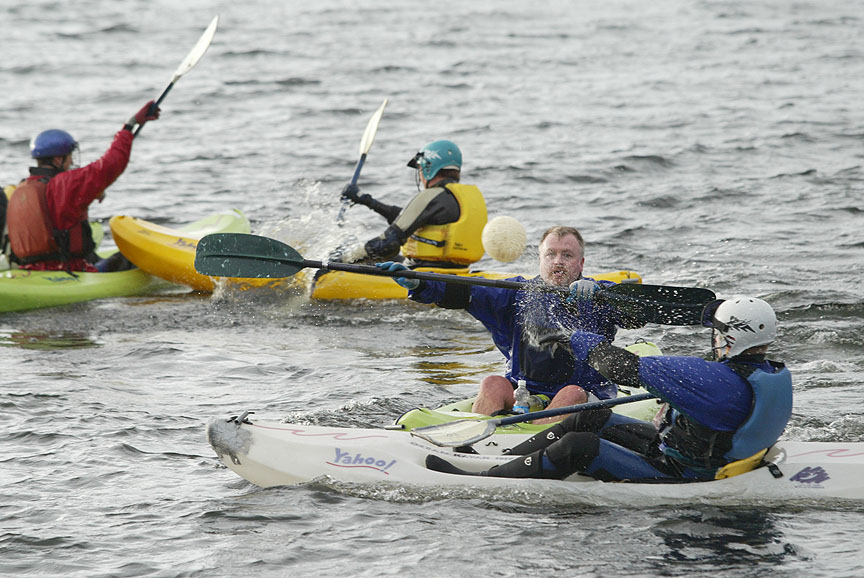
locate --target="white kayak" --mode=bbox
[206,414,864,505]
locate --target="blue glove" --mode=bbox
[376,261,419,290]
[568,279,600,302]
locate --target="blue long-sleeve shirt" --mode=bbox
[411,276,631,398]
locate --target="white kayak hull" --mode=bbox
[207,415,864,504]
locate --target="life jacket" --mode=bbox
[658,360,792,475]
[6,172,95,265]
[401,183,487,265]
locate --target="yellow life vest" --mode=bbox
[401,183,487,265]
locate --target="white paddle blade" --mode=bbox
[172,15,219,81]
[410,419,497,447]
[359,98,388,156]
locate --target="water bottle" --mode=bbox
[513,379,530,414]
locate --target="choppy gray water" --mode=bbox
[2,0,863,576]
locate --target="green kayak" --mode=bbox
[0,265,165,313]
[0,210,249,313]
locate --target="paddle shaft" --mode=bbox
[410,392,659,447]
[325,258,530,289]
[494,392,656,426]
[336,153,368,225]
[194,232,716,324]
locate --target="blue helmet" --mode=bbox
[30,129,78,159]
[407,140,462,181]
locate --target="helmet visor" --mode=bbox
[406,151,423,169]
[700,299,725,328]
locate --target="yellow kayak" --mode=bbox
[110,210,252,292]
[310,268,642,300]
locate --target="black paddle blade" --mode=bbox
[601,283,716,326]
[194,233,307,278]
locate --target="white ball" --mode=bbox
[482,216,526,263]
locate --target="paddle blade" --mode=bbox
[602,283,716,326]
[411,419,498,448]
[172,15,219,81]
[359,98,388,156]
[194,233,306,278]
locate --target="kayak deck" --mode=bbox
[392,341,665,436]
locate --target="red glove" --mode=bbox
[128,100,161,128]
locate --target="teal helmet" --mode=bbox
[407,140,462,181]
[30,129,78,159]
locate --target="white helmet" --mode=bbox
[702,296,777,360]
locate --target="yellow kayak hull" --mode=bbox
[110,210,253,292]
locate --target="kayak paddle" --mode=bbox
[336,98,389,226]
[410,393,658,447]
[194,233,716,325]
[134,15,219,137]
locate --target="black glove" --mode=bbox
[341,183,373,207]
[341,183,361,203]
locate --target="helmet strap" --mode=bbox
[710,329,731,361]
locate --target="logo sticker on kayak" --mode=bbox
[789,466,830,485]
[172,238,197,249]
[329,448,396,475]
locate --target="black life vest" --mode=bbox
[658,359,792,474]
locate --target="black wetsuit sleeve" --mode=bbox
[358,194,402,223]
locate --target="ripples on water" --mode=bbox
[2,0,863,576]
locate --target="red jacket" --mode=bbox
[8,128,133,271]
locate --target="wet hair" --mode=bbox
[540,226,584,250]
[434,168,460,181]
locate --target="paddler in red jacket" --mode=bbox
[5,101,160,272]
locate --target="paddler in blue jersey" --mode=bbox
[331,140,488,268]
[427,296,793,482]
[379,226,643,423]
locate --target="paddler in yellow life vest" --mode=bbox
[333,139,487,268]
